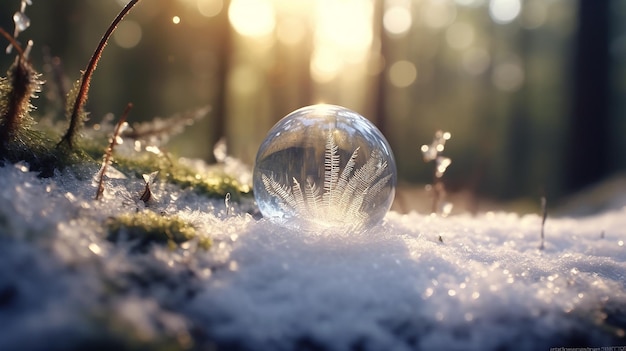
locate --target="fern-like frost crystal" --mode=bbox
[253,104,396,232]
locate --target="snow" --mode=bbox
[0,161,625,350]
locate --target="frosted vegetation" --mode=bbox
[1,158,625,350]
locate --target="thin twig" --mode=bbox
[0,27,24,59]
[540,196,547,250]
[95,103,133,200]
[59,0,141,149]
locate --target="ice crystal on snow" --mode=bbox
[261,133,391,231]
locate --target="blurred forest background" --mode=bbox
[0,0,624,211]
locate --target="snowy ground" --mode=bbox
[0,161,625,351]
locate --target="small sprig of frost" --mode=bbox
[6,0,32,54]
[421,130,453,216]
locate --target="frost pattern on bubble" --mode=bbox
[261,133,391,230]
[253,104,396,232]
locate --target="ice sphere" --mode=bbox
[253,104,397,232]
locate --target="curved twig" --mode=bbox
[59,0,142,149]
[0,27,24,59]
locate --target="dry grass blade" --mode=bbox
[122,106,211,145]
[95,103,133,200]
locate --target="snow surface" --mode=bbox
[0,161,625,350]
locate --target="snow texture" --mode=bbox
[0,162,625,351]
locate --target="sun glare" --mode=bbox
[310,0,374,83]
[228,0,276,37]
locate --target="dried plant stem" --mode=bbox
[95,103,133,200]
[0,28,24,58]
[540,196,547,250]
[59,0,141,149]
[0,28,38,151]
[0,59,28,146]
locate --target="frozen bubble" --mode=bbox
[253,104,397,232]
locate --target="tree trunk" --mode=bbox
[565,0,610,193]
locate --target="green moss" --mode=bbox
[0,57,98,176]
[111,151,250,200]
[0,127,98,177]
[107,211,211,250]
[0,56,246,199]
[0,124,249,200]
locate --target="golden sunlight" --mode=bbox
[311,0,374,83]
[197,0,223,18]
[228,0,276,37]
[383,2,412,36]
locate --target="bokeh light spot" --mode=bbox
[521,0,547,29]
[492,61,524,91]
[455,0,485,7]
[445,21,474,49]
[229,64,261,95]
[172,16,181,24]
[113,20,142,49]
[384,6,412,36]
[389,60,417,88]
[489,0,521,24]
[462,48,491,75]
[314,0,373,63]
[311,48,342,84]
[197,0,223,18]
[229,0,276,37]
[422,0,457,29]
[277,18,306,46]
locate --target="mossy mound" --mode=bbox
[107,210,211,251]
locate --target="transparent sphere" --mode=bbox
[253,104,397,232]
